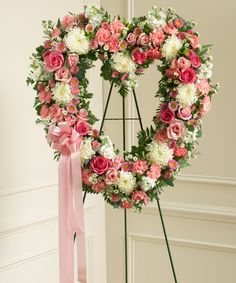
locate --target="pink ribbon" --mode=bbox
[48,122,87,283]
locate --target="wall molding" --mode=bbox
[177,174,236,186]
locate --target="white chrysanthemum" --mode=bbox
[198,62,213,79]
[147,141,173,166]
[65,27,89,55]
[162,35,182,59]
[112,53,136,73]
[80,138,95,163]
[85,5,104,27]
[52,83,74,104]
[140,176,156,192]
[118,171,136,194]
[176,83,197,106]
[147,7,167,28]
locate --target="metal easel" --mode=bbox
[82,82,178,283]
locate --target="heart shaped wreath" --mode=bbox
[27,5,218,212]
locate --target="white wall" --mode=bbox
[101,0,236,282]
[0,1,106,282]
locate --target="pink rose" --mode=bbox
[113,156,124,169]
[180,68,197,83]
[189,50,201,68]
[132,48,147,65]
[163,23,178,35]
[132,191,148,205]
[75,121,90,136]
[40,105,49,119]
[137,33,149,47]
[95,28,111,45]
[197,79,211,96]
[90,156,109,175]
[132,160,148,174]
[126,33,136,45]
[147,164,161,179]
[177,57,191,69]
[55,67,72,82]
[43,50,64,72]
[51,27,61,38]
[110,19,125,34]
[150,28,165,46]
[78,109,88,120]
[154,128,168,143]
[108,38,119,52]
[105,168,119,184]
[68,53,79,67]
[61,15,75,29]
[92,181,107,193]
[174,18,184,29]
[39,90,52,104]
[167,120,186,140]
[64,114,77,126]
[200,96,211,115]
[146,48,161,60]
[159,108,175,124]
[49,104,62,121]
[178,106,192,120]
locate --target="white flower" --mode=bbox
[162,35,182,59]
[147,7,167,28]
[85,5,104,27]
[147,141,173,166]
[99,144,116,159]
[80,138,95,163]
[65,27,89,55]
[198,62,213,79]
[140,176,156,192]
[112,53,136,73]
[118,171,136,194]
[52,82,74,104]
[176,83,197,107]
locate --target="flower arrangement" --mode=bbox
[27,5,218,212]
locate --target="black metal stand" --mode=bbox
[83,83,178,283]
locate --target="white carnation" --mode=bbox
[162,35,182,59]
[140,176,156,192]
[147,7,166,28]
[52,83,74,104]
[198,62,213,79]
[80,138,95,163]
[112,53,136,73]
[65,27,89,55]
[118,171,136,194]
[147,141,173,166]
[176,83,197,106]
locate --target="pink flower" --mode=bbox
[108,38,119,52]
[110,19,125,34]
[44,40,52,49]
[37,83,45,91]
[95,28,112,45]
[85,23,94,33]
[71,87,80,95]
[132,160,148,174]
[101,22,109,29]
[167,120,186,140]
[180,68,197,83]
[119,40,128,50]
[164,23,178,35]
[126,33,136,45]
[159,108,175,124]
[92,140,101,150]
[61,15,75,29]
[55,42,67,53]
[121,162,131,172]
[111,194,121,203]
[90,156,109,175]
[68,53,79,67]
[39,90,52,104]
[75,121,90,136]
[91,129,99,138]
[177,57,191,69]
[64,114,77,126]
[121,73,129,81]
[49,79,55,88]
[70,65,79,75]
[92,181,106,193]
[166,67,180,80]
[133,27,142,36]
[121,200,132,209]
[66,103,78,114]
[49,104,62,121]
[146,48,161,60]
[132,48,147,65]
[154,128,168,143]
[174,147,187,158]
[40,105,49,119]
[163,170,173,179]
[70,77,79,87]
[132,191,148,205]
[43,50,64,72]
[105,168,119,184]
[190,34,199,48]
[55,67,72,82]
[200,96,211,115]
[147,164,161,179]
[178,106,192,120]
[112,70,119,78]
[197,79,211,96]
[174,18,184,29]
[169,101,179,112]
[51,27,61,38]
[78,109,88,120]
[89,39,99,49]
[113,156,124,169]
[150,28,165,46]
[137,33,149,47]
[82,169,92,185]
[168,159,179,171]
[189,50,201,68]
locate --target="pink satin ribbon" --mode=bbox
[48,123,87,283]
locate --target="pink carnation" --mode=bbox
[132,160,148,174]
[146,47,161,60]
[39,90,52,104]
[200,96,211,115]
[61,15,75,29]
[132,48,147,65]
[121,200,132,209]
[95,28,112,45]
[92,181,107,193]
[154,128,168,144]
[150,28,165,46]
[49,104,62,121]
[82,169,92,186]
[132,191,148,205]
[108,38,119,52]
[164,23,178,35]
[147,164,161,179]
[40,105,49,119]
[110,19,125,34]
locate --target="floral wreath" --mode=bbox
[27,5,218,212]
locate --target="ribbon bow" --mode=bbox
[48,122,87,283]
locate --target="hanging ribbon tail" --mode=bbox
[59,152,87,283]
